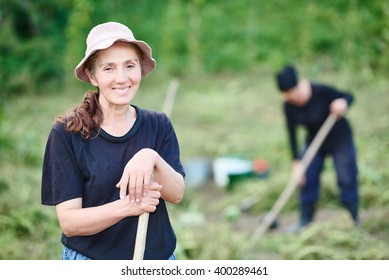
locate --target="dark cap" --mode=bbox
[276,65,298,91]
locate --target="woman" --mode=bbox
[41,22,185,260]
[275,65,359,232]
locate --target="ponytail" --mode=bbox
[56,90,103,140]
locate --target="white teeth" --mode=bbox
[114,87,129,93]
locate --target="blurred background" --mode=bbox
[0,0,388,259]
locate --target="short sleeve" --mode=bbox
[157,114,186,178]
[41,123,84,206]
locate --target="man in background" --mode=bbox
[275,65,359,232]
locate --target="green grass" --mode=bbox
[0,69,388,259]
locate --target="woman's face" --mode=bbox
[87,41,142,108]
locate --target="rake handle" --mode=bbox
[252,114,337,239]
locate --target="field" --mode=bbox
[0,69,388,260]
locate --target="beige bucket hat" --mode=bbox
[75,21,156,83]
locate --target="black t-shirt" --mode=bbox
[41,105,185,260]
[284,83,354,159]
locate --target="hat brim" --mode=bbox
[75,38,156,83]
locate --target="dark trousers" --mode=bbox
[300,137,359,206]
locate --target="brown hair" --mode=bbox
[56,42,143,140]
[56,90,102,140]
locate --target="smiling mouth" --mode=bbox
[113,87,130,94]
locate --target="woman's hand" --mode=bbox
[118,181,162,216]
[116,148,158,204]
[55,182,162,237]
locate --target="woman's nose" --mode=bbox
[115,68,128,83]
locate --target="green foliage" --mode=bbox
[279,218,389,260]
[0,0,72,96]
[0,0,388,260]
[1,0,389,98]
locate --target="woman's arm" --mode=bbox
[56,182,162,237]
[116,148,185,205]
[153,151,185,204]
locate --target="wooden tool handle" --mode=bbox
[252,114,337,239]
[133,212,150,260]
